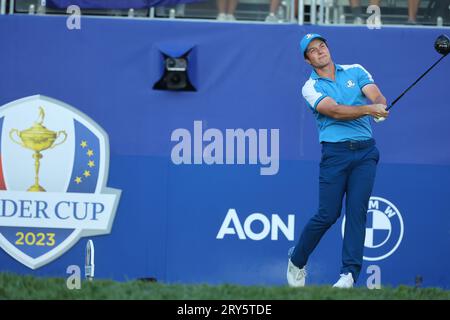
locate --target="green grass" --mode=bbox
[0,272,449,300]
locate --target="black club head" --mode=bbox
[434,34,450,55]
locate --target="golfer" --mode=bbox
[287,33,389,288]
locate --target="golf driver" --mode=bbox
[375,34,450,122]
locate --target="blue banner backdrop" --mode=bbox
[0,15,449,288]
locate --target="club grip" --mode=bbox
[374,103,391,123]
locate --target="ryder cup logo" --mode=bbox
[0,95,121,269]
[341,196,404,261]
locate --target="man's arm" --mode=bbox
[362,83,387,105]
[316,97,389,121]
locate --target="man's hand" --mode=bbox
[367,104,389,120]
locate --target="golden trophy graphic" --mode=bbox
[9,107,67,192]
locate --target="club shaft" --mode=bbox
[387,53,448,111]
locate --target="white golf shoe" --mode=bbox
[286,259,306,287]
[332,273,354,288]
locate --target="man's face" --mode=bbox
[305,39,332,68]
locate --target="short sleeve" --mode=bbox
[355,64,375,89]
[302,79,328,111]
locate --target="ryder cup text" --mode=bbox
[0,199,104,220]
[0,191,116,230]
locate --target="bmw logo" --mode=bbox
[342,196,404,261]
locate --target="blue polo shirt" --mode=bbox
[302,64,375,143]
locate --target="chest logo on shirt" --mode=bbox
[346,80,356,88]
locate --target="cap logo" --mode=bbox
[306,34,313,39]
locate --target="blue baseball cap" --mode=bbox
[300,33,327,56]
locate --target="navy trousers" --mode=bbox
[290,139,379,282]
